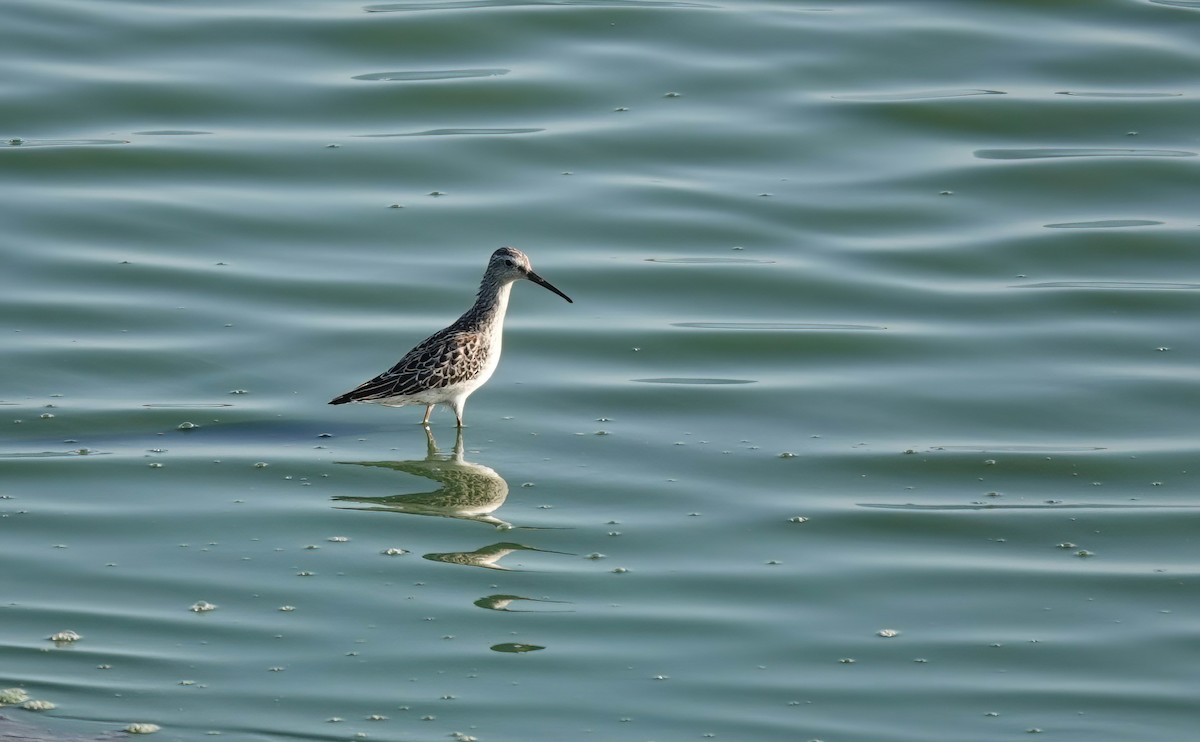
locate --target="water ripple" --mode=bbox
[860,503,1200,511]
[975,148,1196,159]
[632,377,756,385]
[834,89,1005,102]
[142,403,234,408]
[1044,219,1163,229]
[356,127,543,137]
[3,138,128,148]
[1148,0,1200,8]
[353,68,509,82]
[672,322,886,331]
[0,450,110,458]
[645,257,776,264]
[364,0,712,11]
[132,130,211,136]
[1013,281,1200,290]
[1055,91,1182,98]
[926,445,1107,453]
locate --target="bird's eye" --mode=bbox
[504,259,516,267]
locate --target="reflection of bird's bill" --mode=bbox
[527,270,573,303]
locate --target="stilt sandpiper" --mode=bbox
[329,247,573,426]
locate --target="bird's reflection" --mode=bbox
[333,427,511,527]
[473,594,573,612]
[423,541,572,571]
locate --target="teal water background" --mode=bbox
[3,1,1199,740]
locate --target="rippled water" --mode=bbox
[3,1,1199,740]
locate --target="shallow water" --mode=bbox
[3,1,1199,740]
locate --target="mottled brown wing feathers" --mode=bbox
[329,328,488,404]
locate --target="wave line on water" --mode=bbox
[132,130,212,136]
[353,68,509,82]
[672,321,885,331]
[142,403,234,408]
[632,377,756,385]
[0,450,110,458]
[1012,281,1200,290]
[364,0,714,12]
[833,89,1005,101]
[4,138,129,148]
[1044,220,1163,229]
[924,444,1107,453]
[859,503,1200,511]
[1147,0,1200,9]
[645,257,776,264]
[355,128,543,138]
[1055,91,1182,98]
[975,148,1196,159]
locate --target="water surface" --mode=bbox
[2,0,1199,740]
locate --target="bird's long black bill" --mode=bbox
[527,271,573,303]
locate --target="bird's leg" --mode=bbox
[421,405,433,426]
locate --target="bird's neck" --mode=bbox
[464,278,513,330]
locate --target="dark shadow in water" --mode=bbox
[490,642,545,653]
[333,427,514,527]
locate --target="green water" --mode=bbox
[3,1,1199,740]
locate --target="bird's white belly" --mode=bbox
[377,377,487,408]
[378,327,503,408]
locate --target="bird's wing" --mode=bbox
[332,328,489,403]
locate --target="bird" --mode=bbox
[329,247,573,426]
